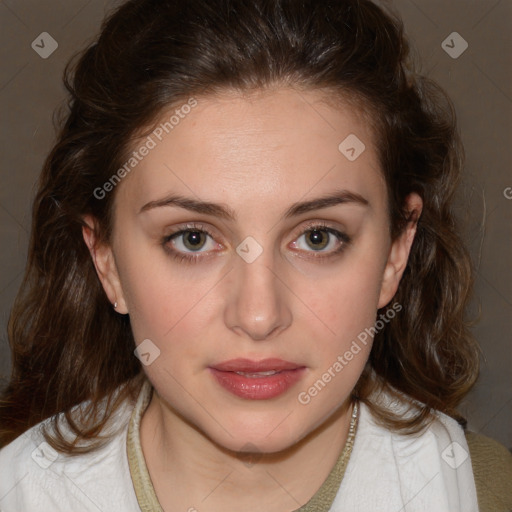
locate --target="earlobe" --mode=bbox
[82,215,129,314]
[378,193,423,309]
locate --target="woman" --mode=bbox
[0,0,510,510]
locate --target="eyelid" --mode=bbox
[164,222,219,241]
[293,219,344,237]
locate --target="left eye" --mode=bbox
[292,227,346,253]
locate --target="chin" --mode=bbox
[202,411,310,456]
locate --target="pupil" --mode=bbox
[310,231,322,244]
[187,231,203,246]
[308,229,327,250]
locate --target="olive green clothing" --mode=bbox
[465,431,512,512]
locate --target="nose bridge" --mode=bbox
[224,237,291,341]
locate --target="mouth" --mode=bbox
[232,370,282,377]
[208,358,306,400]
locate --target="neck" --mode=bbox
[140,391,354,512]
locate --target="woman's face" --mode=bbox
[85,87,420,454]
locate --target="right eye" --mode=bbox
[162,223,223,264]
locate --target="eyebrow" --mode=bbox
[139,189,369,220]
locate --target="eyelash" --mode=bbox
[162,221,351,265]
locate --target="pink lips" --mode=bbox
[209,358,306,400]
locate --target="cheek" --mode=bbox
[300,259,384,349]
[294,263,382,411]
[120,266,215,385]
[128,279,210,345]
[114,239,211,345]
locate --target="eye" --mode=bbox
[171,230,213,252]
[290,222,350,258]
[162,223,221,264]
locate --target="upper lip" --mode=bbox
[210,358,303,372]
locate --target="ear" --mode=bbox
[82,215,129,314]
[378,193,423,309]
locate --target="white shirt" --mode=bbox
[0,395,140,512]
[332,395,480,511]
[0,381,479,511]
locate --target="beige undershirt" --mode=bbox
[126,379,358,512]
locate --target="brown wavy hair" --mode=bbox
[0,0,480,453]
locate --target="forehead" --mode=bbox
[115,87,385,215]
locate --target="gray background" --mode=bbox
[0,0,510,448]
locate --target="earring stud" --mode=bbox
[113,302,118,309]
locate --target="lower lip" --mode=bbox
[209,368,306,400]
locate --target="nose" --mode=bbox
[223,246,292,342]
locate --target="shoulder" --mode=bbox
[332,394,480,512]
[465,430,512,512]
[0,394,140,512]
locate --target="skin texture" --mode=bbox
[83,87,422,511]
